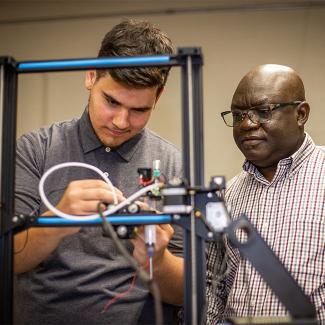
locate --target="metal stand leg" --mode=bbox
[0,57,18,325]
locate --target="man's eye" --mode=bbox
[232,112,243,120]
[108,99,118,106]
[132,108,147,113]
[104,96,119,107]
[254,109,269,118]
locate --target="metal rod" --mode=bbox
[33,214,172,226]
[187,56,195,187]
[186,54,198,325]
[192,59,204,184]
[181,52,192,325]
[0,57,18,325]
[0,63,3,189]
[17,55,178,73]
[190,196,198,325]
[179,48,205,325]
[181,55,190,188]
[191,50,206,324]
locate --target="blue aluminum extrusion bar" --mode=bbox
[18,56,172,72]
[36,214,172,225]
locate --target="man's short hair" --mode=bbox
[97,19,174,92]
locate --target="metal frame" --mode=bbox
[0,57,18,325]
[0,48,205,324]
[179,48,205,325]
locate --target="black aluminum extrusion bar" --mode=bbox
[0,57,18,325]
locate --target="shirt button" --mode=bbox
[104,172,109,177]
[105,147,111,153]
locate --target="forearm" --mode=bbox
[14,227,64,274]
[14,180,122,274]
[14,211,79,274]
[153,249,184,306]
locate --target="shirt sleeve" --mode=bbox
[15,133,44,215]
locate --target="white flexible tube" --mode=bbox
[39,161,161,221]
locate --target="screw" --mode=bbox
[12,216,19,223]
[173,214,181,220]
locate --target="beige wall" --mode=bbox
[1,8,325,183]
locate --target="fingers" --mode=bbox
[132,224,174,246]
[135,200,150,211]
[69,179,123,196]
[68,180,125,202]
[133,200,161,214]
[157,224,174,237]
[74,188,124,203]
[155,224,174,249]
[56,179,125,215]
[68,200,111,215]
[131,224,174,267]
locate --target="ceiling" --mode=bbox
[1,0,325,24]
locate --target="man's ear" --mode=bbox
[296,101,310,127]
[85,70,97,90]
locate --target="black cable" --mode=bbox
[97,202,163,325]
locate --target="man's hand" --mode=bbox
[131,224,183,305]
[14,179,125,274]
[56,179,125,215]
[50,179,126,237]
[131,224,174,270]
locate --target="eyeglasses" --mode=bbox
[221,101,302,127]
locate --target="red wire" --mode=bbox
[102,256,150,313]
[102,271,138,313]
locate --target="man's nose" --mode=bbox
[112,108,130,129]
[239,112,259,130]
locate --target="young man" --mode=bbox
[14,19,183,324]
[206,64,324,323]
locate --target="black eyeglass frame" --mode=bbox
[221,101,302,127]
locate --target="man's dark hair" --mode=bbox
[97,19,174,92]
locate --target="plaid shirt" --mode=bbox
[206,133,325,324]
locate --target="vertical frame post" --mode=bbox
[0,57,18,324]
[179,48,205,325]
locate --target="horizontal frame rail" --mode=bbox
[17,55,180,73]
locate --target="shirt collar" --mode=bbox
[115,130,144,162]
[79,107,102,153]
[78,107,145,162]
[287,132,315,176]
[243,133,315,182]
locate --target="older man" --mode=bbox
[206,64,324,323]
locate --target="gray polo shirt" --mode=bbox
[14,109,183,325]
